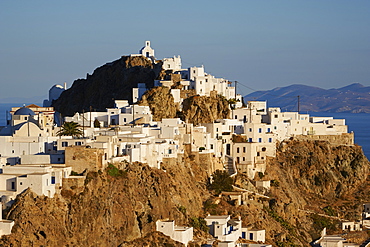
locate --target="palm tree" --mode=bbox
[57,121,83,137]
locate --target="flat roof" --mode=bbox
[205,215,230,220]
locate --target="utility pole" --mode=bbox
[234,81,238,99]
[90,106,92,127]
[82,109,85,138]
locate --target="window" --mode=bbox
[75,142,82,146]
[124,118,126,122]
[258,138,262,143]
[235,115,237,119]
[262,147,266,151]
[249,138,252,142]
[243,157,245,161]
[268,138,272,143]
[237,147,240,153]
[274,115,278,118]
[62,142,68,147]
[249,128,252,132]
[243,147,246,153]
[274,126,277,130]
[258,128,262,133]
[267,128,271,132]
[210,144,214,149]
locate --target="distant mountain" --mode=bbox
[243,83,370,113]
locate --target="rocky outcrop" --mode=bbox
[1,140,369,246]
[138,87,178,121]
[0,159,210,246]
[52,56,163,116]
[182,94,230,125]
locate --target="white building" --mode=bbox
[0,105,59,165]
[156,220,193,246]
[139,41,155,59]
[241,228,266,242]
[0,164,72,205]
[163,56,182,71]
[0,203,14,237]
[43,83,67,107]
[205,215,242,244]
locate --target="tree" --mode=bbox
[57,121,83,137]
[208,170,233,194]
[227,98,238,110]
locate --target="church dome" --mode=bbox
[14,107,35,116]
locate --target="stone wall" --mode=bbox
[65,146,105,173]
[293,133,354,145]
[62,176,86,190]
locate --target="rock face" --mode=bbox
[182,94,230,125]
[52,56,163,116]
[272,139,369,199]
[256,140,370,245]
[138,86,177,121]
[0,159,209,246]
[1,140,369,246]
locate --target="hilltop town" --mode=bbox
[0,42,369,247]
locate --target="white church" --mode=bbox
[131,41,242,105]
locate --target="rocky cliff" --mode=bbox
[0,158,210,246]
[1,140,369,246]
[181,94,230,125]
[138,86,177,121]
[52,56,163,116]
[138,87,231,124]
[233,140,370,245]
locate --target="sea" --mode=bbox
[0,103,369,159]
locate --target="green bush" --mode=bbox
[70,171,80,176]
[208,170,233,194]
[177,205,187,215]
[106,163,127,177]
[323,206,336,216]
[271,179,280,187]
[189,217,209,232]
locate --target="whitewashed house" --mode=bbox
[205,215,242,244]
[0,164,71,205]
[0,203,14,237]
[156,220,193,246]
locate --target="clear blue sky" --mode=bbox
[1,0,369,101]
